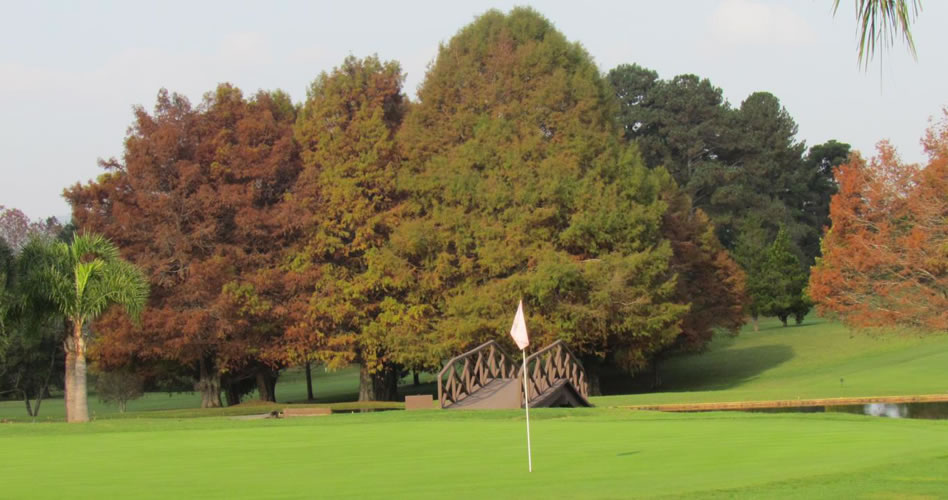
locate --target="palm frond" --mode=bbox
[70,233,120,265]
[834,0,922,69]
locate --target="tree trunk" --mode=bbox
[373,367,398,401]
[73,345,89,422]
[224,382,241,406]
[33,347,55,417]
[651,360,663,390]
[64,340,74,422]
[64,323,90,423]
[255,368,277,403]
[197,356,222,408]
[305,362,314,401]
[412,371,420,386]
[778,314,788,327]
[583,357,602,396]
[32,396,43,417]
[751,315,759,332]
[359,364,399,401]
[24,394,34,417]
[358,364,373,401]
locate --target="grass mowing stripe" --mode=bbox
[1,409,945,498]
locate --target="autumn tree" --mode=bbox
[287,55,416,401]
[396,8,689,393]
[810,111,947,331]
[65,85,301,407]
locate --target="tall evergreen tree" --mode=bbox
[761,227,811,326]
[733,217,772,331]
[397,8,688,392]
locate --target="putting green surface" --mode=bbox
[2,409,946,499]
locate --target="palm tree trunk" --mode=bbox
[66,322,90,423]
[64,345,75,422]
[74,348,89,422]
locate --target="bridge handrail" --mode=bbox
[437,340,517,408]
[516,340,588,404]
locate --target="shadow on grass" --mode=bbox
[604,344,796,395]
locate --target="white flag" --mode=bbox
[509,300,529,350]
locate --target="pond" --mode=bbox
[748,402,948,420]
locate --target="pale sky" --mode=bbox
[2,0,945,220]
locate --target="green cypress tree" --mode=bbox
[762,227,810,326]
[733,217,771,331]
[397,8,687,392]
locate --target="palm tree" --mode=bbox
[21,233,148,422]
[834,0,922,69]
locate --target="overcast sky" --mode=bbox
[2,0,945,220]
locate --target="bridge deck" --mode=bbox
[446,378,521,409]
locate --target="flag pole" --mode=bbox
[510,299,532,473]
[522,347,533,473]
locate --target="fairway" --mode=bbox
[1,409,946,499]
[597,316,948,406]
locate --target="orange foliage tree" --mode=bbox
[809,111,948,331]
[65,85,301,406]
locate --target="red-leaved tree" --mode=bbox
[65,85,301,406]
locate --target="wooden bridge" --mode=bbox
[437,340,592,409]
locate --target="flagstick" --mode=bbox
[522,347,533,473]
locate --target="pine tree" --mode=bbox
[761,227,810,326]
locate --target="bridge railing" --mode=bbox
[517,340,588,404]
[437,341,517,408]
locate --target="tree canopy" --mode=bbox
[810,111,947,331]
[286,55,413,400]
[17,233,148,422]
[395,8,704,390]
[65,85,301,407]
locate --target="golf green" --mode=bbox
[1,408,945,498]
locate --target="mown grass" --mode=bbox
[0,408,945,499]
[0,366,433,421]
[3,315,946,420]
[596,315,948,406]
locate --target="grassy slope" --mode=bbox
[596,316,948,406]
[0,409,945,499]
[3,315,947,419]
